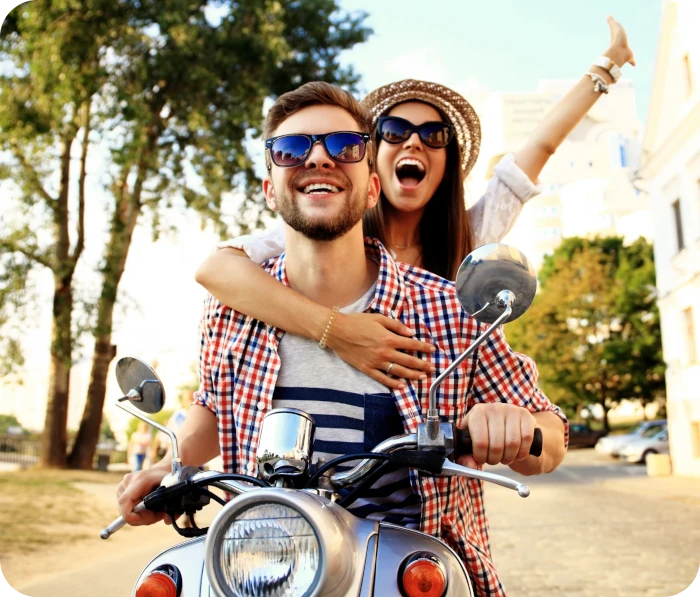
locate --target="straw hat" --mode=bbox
[361,79,481,177]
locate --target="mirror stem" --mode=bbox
[116,402,182,474]
[117,389,142,403]
[426,295,515,439]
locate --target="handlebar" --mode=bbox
[100,472,260,540]
[455,427,543,459]
[102,426,545,538]
[100,502,147,539]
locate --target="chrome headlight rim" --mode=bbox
[205,488,331,597]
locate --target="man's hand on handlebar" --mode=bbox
[457,403,536,469]
[117,467,170,526]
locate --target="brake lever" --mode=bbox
[440,459,531,497]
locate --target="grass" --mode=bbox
[0,469,125,558]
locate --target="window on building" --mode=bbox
[672,199,685,252]
[619,141,627,168]
[684,53,694,97]
[684,306,697,364]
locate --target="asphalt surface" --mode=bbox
[5,449,700,597]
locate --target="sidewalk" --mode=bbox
[599,473,700,505]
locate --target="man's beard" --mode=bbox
[274,181,368,242]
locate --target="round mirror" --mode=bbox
[115,357,165,414]
[455,243,537,324]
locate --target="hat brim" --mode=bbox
[361,79,481,177]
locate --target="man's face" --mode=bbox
[263,105,380,241]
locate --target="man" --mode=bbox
[118,81,568,597]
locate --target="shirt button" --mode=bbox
[390,309,397,319]
[246,462,255,472]
[256,401,265,411]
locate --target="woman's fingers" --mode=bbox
[383,362,427,382]
[389,350,435,374]
[378,314,416,337]
[366,368,406,390]
[392,335,436,354]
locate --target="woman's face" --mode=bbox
[375,101,448,214]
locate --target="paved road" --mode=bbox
[487,449,700,597]
[7,449,700,597]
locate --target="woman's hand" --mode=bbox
[605,15,636,67]
[327,313,436,390]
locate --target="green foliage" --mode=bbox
[507,237,665,429]
[0,0,371,373]
[99,417,115,441]
[0,414,24,434]
[125,410,174,442]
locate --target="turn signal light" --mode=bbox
[135,571,179,597]
[401,557,447,597]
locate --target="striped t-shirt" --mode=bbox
[274,281,421,527]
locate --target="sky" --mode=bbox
[338,0,664,127]
[0,0,673,430]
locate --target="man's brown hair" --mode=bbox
[263,82,375,169]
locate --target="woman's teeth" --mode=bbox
[303,183,340,194]
[396,158,425,172]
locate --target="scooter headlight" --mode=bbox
[206,489,363,597]
[219,502,320,596]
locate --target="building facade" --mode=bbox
[642,0,700,476]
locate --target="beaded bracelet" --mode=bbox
[585,72,609,94]
[319,306,340,349]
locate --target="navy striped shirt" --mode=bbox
[274,282,421,527]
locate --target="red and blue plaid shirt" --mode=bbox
[194,238,568,597]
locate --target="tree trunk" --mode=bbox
[39,274,74,468]
[39,135,76,468]
[600,397,610,433]
[68,190,142,468]
[67,340,116,469]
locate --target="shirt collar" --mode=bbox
[267,237,406,318]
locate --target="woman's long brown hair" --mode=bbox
[363,106,474,281]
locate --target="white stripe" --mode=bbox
[314,428,363,443]
[272,399,364,420]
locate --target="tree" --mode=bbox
[0,414,24,435]
[1,2,134,466]
[1,0,371,468]
[507,237,665,431]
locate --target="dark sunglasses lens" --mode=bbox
[379,118,411,143]
[270,136,311,166]
[325,132,366,163]
[420,123,452,148]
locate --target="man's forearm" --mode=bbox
[509,411,567,476]
[154,404,220,470]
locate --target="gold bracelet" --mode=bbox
[319,306,340,350]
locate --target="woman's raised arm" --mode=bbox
[514,16,635,183]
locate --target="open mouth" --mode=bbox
[395,158,426,188]
[298,182,344,196]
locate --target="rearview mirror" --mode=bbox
[115,357,165,414]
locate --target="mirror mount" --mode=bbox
[423,244,536,442]
[425,301,514,440]
[115,401,183,475]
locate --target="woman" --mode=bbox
[195,16,635,388]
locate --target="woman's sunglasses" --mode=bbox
[265,131,371,168]
[377,116,454,149]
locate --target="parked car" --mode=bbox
[619,428,669,464]
[595,419,667,458]
[568,423,607,448]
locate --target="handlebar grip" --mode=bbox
[454,427,543,458]
[100,502,146,540]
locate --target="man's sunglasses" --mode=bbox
[265,132,371,168]
[377,116,454,149]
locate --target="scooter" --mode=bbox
[102,243,541,597]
